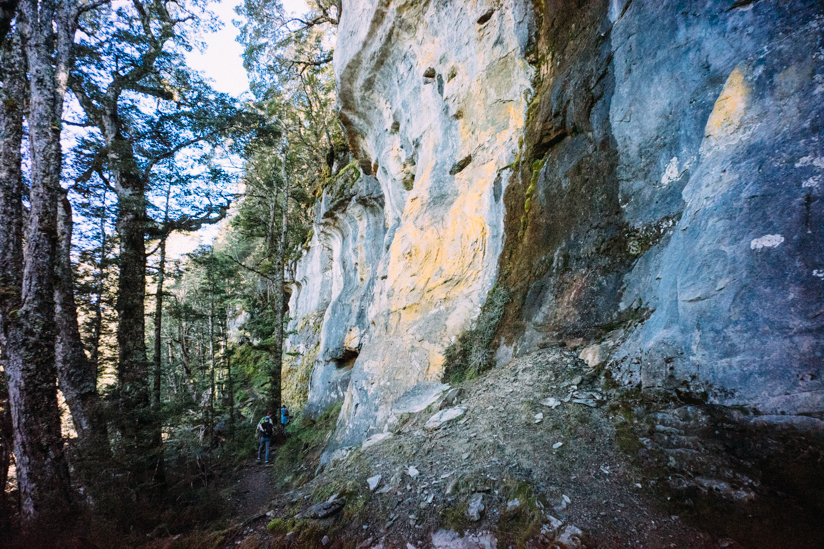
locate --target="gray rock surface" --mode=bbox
[285,0,823,456]
[296,497,345,519]
[424,407,465,430]
[431,530,497,549]
[492,0,824,416]
[466,493,485,521]
[367,474,382,491]
[392,383,450,414]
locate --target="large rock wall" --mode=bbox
[494,0,824,416]
[328,0,534,449]
[285,168,386,415]
[287,0,824,454]
[289,0,534,446]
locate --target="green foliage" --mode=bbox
[442,286,511,384]
[282,340,319,411]
[518,156,547,240]
[271,402,342,486]
[441,501,472,532]
[495,481,544,548]
[266,518,288,534]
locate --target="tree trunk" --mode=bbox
[267,155,289,422]
[153,236,166,410]
[209,287,217,447]
[89,190,108,373]
[226,344,234,440]
[55,193,109,478]
[0,368,14,525]
[9,0,76,525]
[0,34,26,529]
[109,126,164,493]
[153,185,172,411]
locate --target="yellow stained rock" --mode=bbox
[705,66,749,139]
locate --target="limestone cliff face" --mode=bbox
[495,0,824,417]
[287,0,824,454]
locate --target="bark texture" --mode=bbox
[55,194,109,471]
[266,163,288,419]
[6,0,76,524]
[0,370,14,524]
[0,33,25,529]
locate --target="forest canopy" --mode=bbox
[0,0,343,543]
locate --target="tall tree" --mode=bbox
[0,31,26,528]
[1,0,92,524]
[69,0,251,494]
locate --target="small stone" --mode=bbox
[562,494,571,504]
[571,375,583,386]
[321,535,330,546]
[544,514,563,531]
[445,477,458,495]
[635,483,642,488]
[406,465,420,478]
[466,493,485,521]
[462,452,470,460]
[296,497,345,519]
[557,524,584,549]
[425,407,466,430]
[553,442,563,449]
[368,474,382,491]
[265,510,275,517]
[362,432,393,450]
[506,498,520,511]
[407,543,418,549]
[440,387,464,408]
[534,412,544,423]
[540,397,561,409]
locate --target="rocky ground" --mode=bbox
[216,346,787,549]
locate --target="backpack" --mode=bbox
[281,407,289,426]
[260,418,274,437]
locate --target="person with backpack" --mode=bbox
[280,405,290,432]
[256,412,275,463]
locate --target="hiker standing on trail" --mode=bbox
[280,405,290,435]
[257,412,275,463]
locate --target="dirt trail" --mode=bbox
[229,458,277,520]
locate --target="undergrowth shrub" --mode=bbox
[443,286,510,384]
[271,402,342,487]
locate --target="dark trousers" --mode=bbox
[258,437,271,462]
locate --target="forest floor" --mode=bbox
[154,345,823,549]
